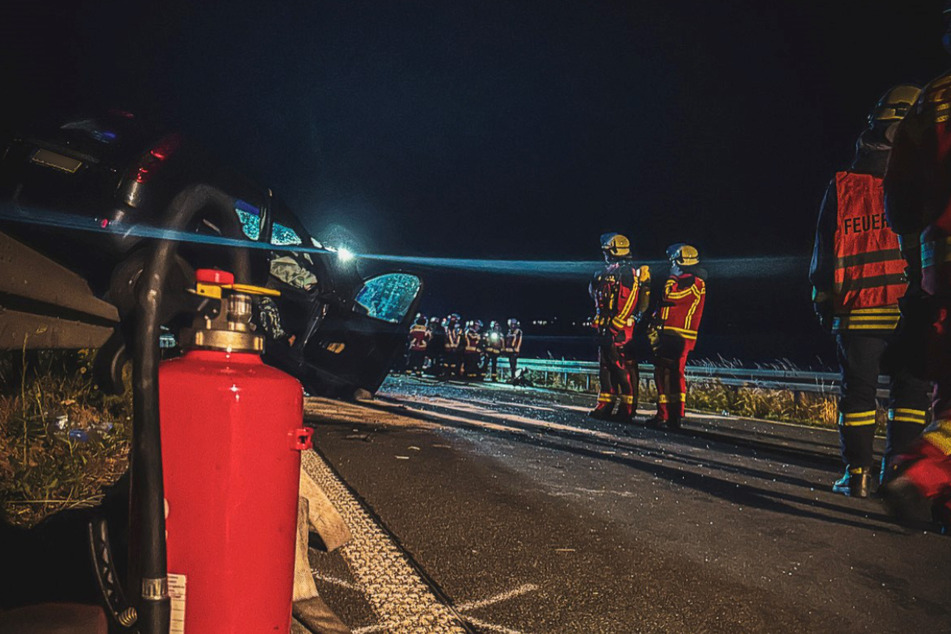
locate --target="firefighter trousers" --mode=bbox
[463,352,482,379]
[506,353,519,379]
[484,353,500,379]
[407,350,425,375]
[835,332,931,471]
[653,334,690,422]
[622,339,640,409]
[596,334,633,409]
[896,301,951,503]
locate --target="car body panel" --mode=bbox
[0,113,422,396]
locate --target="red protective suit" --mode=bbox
[589,261,650,420]
[882,69,951,525]
[652,271,706,427]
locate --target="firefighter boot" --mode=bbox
[589,393,616,420]
[612,395,636,423]
[666,414,683,431]
[881,440,951,526]
[880,475,933,528]
[642,415,665,429]
[832,466,871,498]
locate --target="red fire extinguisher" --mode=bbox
[159,268,311,633]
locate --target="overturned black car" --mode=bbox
[0,111,422,397]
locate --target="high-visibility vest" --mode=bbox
[591,262,647,331]
[445,328,461,350]
[659,275,705,341]
[504,329,522,354]
[832,171,906,330]
[408,324,429,351]
[484,331,503,354]
[464,331,481,353]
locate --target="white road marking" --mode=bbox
[309,570,358,591]
[455,583,539,612]
[302,451,466,633]
[462,616,529,634]
[394,394,623,443]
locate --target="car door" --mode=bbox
[299,271,423,397]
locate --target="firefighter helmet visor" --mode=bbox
[600,233,631,258]
[868,84,921,123]
[667,243,700,266]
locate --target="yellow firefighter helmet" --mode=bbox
[667,243,700,267]
[600,233,631,258]
[869,84,921,123]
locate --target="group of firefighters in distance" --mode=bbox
[805,8,951,527]
[405,314,523,381]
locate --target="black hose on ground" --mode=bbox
[130,184,249,633]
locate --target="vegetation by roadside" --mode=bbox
[528,361,889,434]
[0,350,131,528]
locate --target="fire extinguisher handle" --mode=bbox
[289,427,313,451]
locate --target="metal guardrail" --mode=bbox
[505,358,885,397]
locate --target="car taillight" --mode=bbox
[134,133,182,183]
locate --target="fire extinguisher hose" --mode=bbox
[131,184,249,633]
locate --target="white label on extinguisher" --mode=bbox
[168,573,187,634]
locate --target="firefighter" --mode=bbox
[406,314,430,377]
[811,85,930,499]
[463,320,484,379]
[880,21,951,526]
[483,321,504,381]
[443,314,463,379]
[646,244,705,430]
[426,316,445,376]
[504,318,523,382]
[589,233,651,422]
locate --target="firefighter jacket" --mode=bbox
[589,260,651,340]
[408,324,430,351]
[484,329,504,354]
[504,328,523,354]
[812,127,908,332]
[656,271,706,344]
[445,327,462,352]
[885,70,951,297]
[428,324,446,353]
[464,329,482,353]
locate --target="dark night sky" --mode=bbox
[2,0,949,364]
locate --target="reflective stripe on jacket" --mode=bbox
[464,331,481,353]
[504,329,522,353]
[408,324,429,351]
[832,172,906,325]
[659,275,705,341]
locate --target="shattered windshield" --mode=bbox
[353,273,421,323]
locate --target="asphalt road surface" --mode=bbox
[301,375,950,633]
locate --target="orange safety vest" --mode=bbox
[659,275,705,342]
[832,172,906,330]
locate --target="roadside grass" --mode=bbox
[0,350,132,528]
[531,361,887,433]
